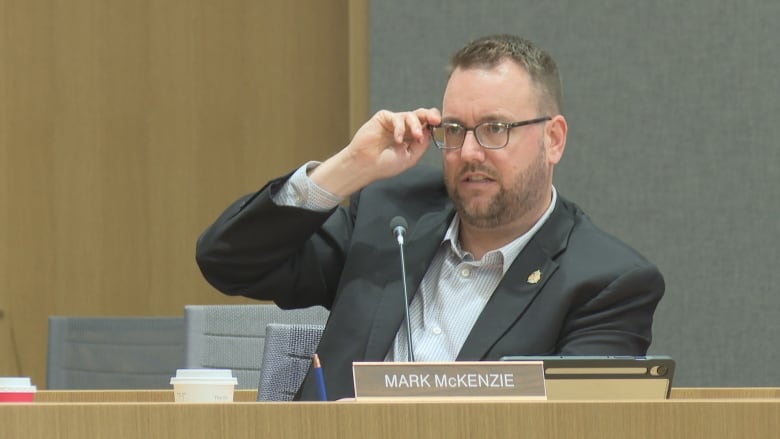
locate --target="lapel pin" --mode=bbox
[527,269,542,284]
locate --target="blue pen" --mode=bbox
[313,353,328,401]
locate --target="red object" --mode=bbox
[0,392,35,402]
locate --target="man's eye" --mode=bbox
[487,124,507,134]
[445,125,462,135]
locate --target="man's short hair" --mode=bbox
[450,34,563,114]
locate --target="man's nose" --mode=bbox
[459,131,485,162]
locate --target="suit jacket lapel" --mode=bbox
[457,199,575,360]
[363,207,455,359]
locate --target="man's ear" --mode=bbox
[545,114,567,165]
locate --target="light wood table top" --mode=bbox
[1,388,778,439]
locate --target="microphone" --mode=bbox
[390,216,407,245]
[389,216,414,362]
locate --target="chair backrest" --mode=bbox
[257,323,325,401]
[47,316,185,389]
[184,304,329,389]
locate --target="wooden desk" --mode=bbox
[670,386,780,398]
[2,389,779,439]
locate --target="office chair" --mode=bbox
[257,323,325,401]
[184,304,329,389]
[47,316,185,389]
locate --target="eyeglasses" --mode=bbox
[430,116,551,150]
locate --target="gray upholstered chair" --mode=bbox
[256,323,325,401]
[46,316,185,389]
[183,304,329,389]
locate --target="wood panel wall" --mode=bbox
[0,0,368,387]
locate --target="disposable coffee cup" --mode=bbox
[0,377,37,403]
[170,369,237,403]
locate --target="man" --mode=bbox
[196,34,664,400]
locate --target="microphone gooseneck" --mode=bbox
[389,216,414,362]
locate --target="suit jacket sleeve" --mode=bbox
[195,173,360,309]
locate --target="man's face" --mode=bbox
[442,60,555,229]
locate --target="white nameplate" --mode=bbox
[352,361,546,400]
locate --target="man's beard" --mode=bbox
[446,142,549,229]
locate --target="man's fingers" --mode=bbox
[403,112,423,140]
[402,108,441,142]
[374,108,441,145]
[413,107,442,129]
[374,110,406,144]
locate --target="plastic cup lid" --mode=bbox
[170,369,237,385]
[0,377,37,392]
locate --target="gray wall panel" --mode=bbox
[371,1,780,386]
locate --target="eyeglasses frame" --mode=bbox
[430,116,552,150]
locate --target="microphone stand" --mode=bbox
[396,235,415,362]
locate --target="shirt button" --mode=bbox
[432,326,442,335]
[460,268,471,277]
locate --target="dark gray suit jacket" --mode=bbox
[196,165,664,401]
